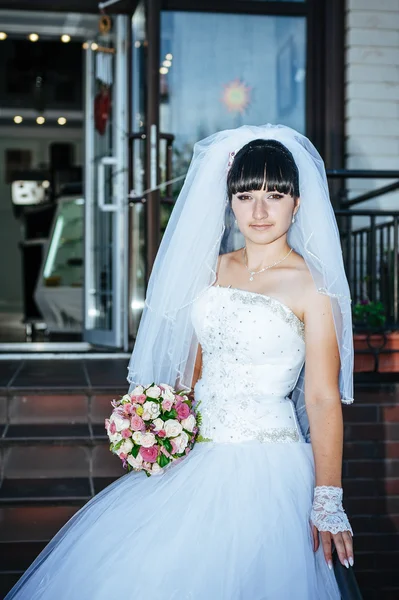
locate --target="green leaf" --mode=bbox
[159,454,171,468]
[163,438,172,453]
[113,439,123,451]
[131,445,140,458]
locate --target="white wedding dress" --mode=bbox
[6,285,341,600]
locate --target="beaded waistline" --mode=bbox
[197,397,304,445]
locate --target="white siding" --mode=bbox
[345,0,399,209]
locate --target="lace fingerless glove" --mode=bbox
[311,486,353,535]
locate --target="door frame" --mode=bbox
[128,0,345,341]
[84,15,129,349]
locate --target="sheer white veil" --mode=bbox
[127,124,354,440]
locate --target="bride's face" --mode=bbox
[231,188,299,244]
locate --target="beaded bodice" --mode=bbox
[191,285,306,444]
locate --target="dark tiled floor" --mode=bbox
[91,424,108,439]
[85,359,129,388]
[0,362,20,387]
[0,541,47,571]
[93,476,120,494]
[0,478,91,501]
[11,360,89,390]
[0,359,130,392]
[3,424,91,442]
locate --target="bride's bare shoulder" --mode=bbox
[216,250,242,279]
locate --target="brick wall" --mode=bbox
[343,380,399,599]
[345,0,399,209]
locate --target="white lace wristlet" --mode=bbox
[311,486,353,535]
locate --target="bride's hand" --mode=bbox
[312,525,354,570]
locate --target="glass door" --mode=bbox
[84,15,129,348]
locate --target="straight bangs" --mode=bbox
[227,139,300,200]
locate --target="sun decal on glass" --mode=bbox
[221,79,252,114]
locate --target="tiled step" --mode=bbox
[0,477,119,506]
[0,506,81,542]
[1,391,125,426]
[0,572,21,598]
[1,423,108,443]
[0,541,47,571]
[2,443,124,479]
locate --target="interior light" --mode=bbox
[165,53,173,60]
[61,34,71,43]
[159,67,168,75]
[0,32,7,41]
[163,60,172,68]
[57,117,67,126]
[82,42,89,49]
[91,42,98,51]
[29,33,39,42]
[13,116,23,124]
[134,41,141,48]
[36,116,45,125]
[42,180,50,189]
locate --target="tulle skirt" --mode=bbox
[5,440,340,600]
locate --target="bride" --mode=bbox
[5,125,355,599]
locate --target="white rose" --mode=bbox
[160,383,174,391]
[121,394,131,403]
[142,401,160,420]
[131,385,144,395]
[164,419,183,438]
[146,385,161,398]
[173,432,189,454]
[181,414,196,433]
[110,413,130,432]
[153,418,165,431]
[161,388,175,402]
[109,432,122,444]
[116,438,133,456]
[132,431,144,445]
[127,453,143,470]
[151,463,164,475]
[141,432,156,448]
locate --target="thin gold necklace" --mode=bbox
[242,247,293,281]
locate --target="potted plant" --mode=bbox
[353,299,399,372]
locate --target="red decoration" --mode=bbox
[94,86,111,135]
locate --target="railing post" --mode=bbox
[370,216,377,302]
[394,216,398,325]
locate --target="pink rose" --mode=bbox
[160,446,171,458]
[158,430,166,438]
[123,403,133,415]
[162,399,173,411]
[131,394,146,404]
[170,440,178,454]
[104,418,110,430]
[109,421,116,435]
[139,446,158,463]
[119,452,128,460]
[175,401,190,420]
[131,415,145,431]
[121,428,132,439]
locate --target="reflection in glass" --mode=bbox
[160,12,306,192]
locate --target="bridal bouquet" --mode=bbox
[105,383,201,476]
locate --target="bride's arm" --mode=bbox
[191,343,203,390]
[304,286,354,570]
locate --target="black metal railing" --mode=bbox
[326,169,399,331]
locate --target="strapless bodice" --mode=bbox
[191,285,306,444]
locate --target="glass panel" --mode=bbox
[35,196,84,332]
[42,198,83,286]
[87,44,116,333]
[130,3,147,334]
[160,12,306,188]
